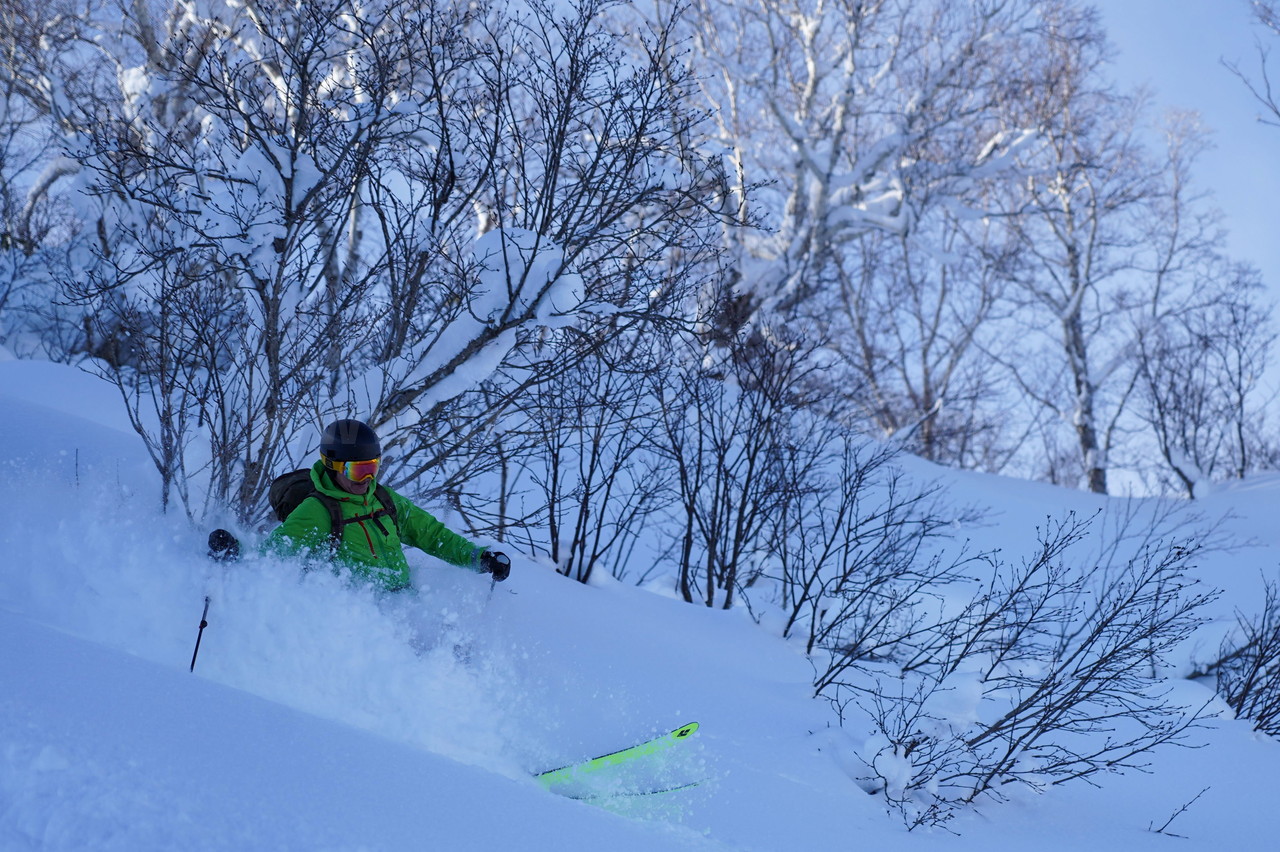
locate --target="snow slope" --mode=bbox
[0,610,727,851]
[2,360,1279,851]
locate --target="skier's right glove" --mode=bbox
[480,550,511,582]
[208,528,242,562]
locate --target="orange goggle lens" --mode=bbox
[324,456,380,482]
[345,458,380,482]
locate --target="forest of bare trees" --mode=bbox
[4,0,1280,827]
[3,0,1276,512]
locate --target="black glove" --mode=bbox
[480,550,511,582]
[208,528,242,562]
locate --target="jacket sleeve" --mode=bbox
[391,490,483,571]
[259,496,333,559]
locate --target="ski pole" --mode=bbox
[189,596,211,672]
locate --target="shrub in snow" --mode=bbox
[814,507,1218,829]
[1198,580,1280,738]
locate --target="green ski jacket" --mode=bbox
[261,462,484,591]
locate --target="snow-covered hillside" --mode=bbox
[2,360,1279,851]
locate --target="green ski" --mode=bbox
[535,722,700,791]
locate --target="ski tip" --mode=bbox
[534,721,703,789]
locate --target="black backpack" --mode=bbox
[268,469,400,548]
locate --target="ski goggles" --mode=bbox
[321,454,380,483]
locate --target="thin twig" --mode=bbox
[1149,786,1210,838]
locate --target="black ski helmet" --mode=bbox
[319,419,381,461]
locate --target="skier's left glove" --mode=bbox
[480,550,511,582]
[208,528,242,562]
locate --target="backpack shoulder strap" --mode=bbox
[308,492,346,549]
[374,484,399,534]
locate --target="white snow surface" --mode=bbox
[2,360,1279,850]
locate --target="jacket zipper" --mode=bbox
[357,520,377,557]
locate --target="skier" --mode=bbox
[207,419,510,592]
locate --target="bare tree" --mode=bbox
[762,438,982,693]
[670,0,1044,327]
[989,4,1160,494]
[1232,1,1280,126]
[652,324,827,608]
[50,0,441,517]
[657,0,1137,482]
[839,508,1218,829]
[372,0,727,434]
[834,213,1018,469]
[6,0,726,523]
[1195,580,1280,738]
[0,0,102,359]
[488,330,675,583]
[1134,268,1275,497]
[1115,102,1276,497]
